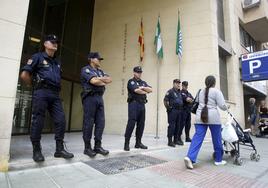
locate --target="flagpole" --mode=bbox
[155,57,160,139]
[155,14,160,139]
[178,9,181,80]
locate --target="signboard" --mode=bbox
[244,81,267,95]
[241,50,268,82]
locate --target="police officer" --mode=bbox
[124,66,152,151]
[80,52,112,157]
[164,79,184,147]
[20,34,74,162]
[180,81,194,142]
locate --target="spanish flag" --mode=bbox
[138,18,145,62]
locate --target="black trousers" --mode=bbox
[82,95,105,142]
[125,101,145,140]
[178,110,191,138]
[31,89,65,142]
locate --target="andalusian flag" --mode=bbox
[138,18,145,62]
[154,16,163,59]
[176,13,182,62]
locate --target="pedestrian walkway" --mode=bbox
[1,133,268,188]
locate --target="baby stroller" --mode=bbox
[222,111,260,165]
[257,114,268,137]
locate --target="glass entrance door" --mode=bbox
[12,0,94,135]
[12,82,32,134]
[12,79,73,134]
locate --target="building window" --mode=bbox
[219,54,228,100]
[217,0,225,41]
[239,25,257,53]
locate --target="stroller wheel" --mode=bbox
[250,152,256,160]
[255,154,260,162]
[234,157,243,166]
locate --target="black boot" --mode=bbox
[135,139,148,149]
[174,137,178,145]
[185,137,192,142]
[168,137,176,147]
[54,140,74,159]
[94,140,109,156]
[32,141,45,162]
[84,141,96,158]
[124,138,130,151]
[176,137,184,146]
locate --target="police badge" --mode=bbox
[27,59,33,65]
[43,60,50,67]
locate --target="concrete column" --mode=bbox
[221,0,246,125]
[0,0,29,172]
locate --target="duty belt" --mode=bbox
[35,83,60,92]
[173,106,183,110]
[81,89,104,101]
[127,97,147,104]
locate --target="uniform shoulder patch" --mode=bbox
[27,59,33,65]
[165,92,169,96]
[85,68,90,74]
[131,81,135,85]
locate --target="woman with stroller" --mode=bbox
[184,75,228,169]
[248,98,257,136]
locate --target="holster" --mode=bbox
[127,98,133,103]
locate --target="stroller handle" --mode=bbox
[227,109,242,130]
[227,109,233,117]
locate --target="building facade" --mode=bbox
[0,0,267,171]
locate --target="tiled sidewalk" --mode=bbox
[1,133,268,188]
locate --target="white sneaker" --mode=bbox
[214,160,227,166]
[184,157,194,169]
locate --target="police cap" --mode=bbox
[182,81,188,86]
[173,79,181,84]
[133,66,143,73]
[44,34,59,43]
[88,52,104,60]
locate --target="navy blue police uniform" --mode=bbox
[21,34,74,162]
[22,52,64,142]
[80,52,109,156]
[164,86,184,145]
[124,66,151,150]
[180,81,194,141]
